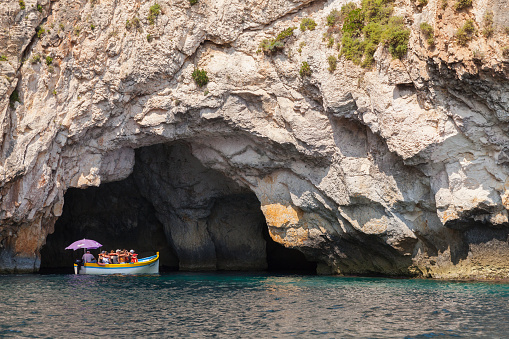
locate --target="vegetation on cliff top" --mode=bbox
[335,0,410,68]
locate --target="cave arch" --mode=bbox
[40,142,316,273]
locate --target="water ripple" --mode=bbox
[1,273,509,337]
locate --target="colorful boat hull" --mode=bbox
[74,252,159,275]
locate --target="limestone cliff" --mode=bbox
[1,0,509,278]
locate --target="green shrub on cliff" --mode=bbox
[192,69,208,87]
[299,61,311,77]
[126,17,141,31]
[326,36,335,48]
[339,0,409,67]
[420,22,434,45]
[0,55,7,61]
[300,18,317,31]
[340,3,358,20]
[19,0,25,10]
[327,9,341,26]
[37,26,45,38]
[341,33,366,64]
[258,27,296,54]
[275,27,296,41]
[342,8,364,34]
[30,54,41,64]
[482,11,494,38]
[327,55,337,72]
[148,3,161,25]
[9,90,20,108]
[454,0,471,10]
[189,0,198,5]
[325,2,357,33]
[362,0,393,24]
[297,41,306,54]
[456,19,476,45]
[381,18,410,58]
[45,56,53,65]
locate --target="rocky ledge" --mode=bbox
[0,0,509,278]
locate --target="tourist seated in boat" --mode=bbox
[118,249,128,264]
[98,251,110,264]
[82,250,97,263]
[109,250,119,264]
[130,249,138,263]
[124,249,132,263]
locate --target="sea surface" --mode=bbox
[1,273,509,338]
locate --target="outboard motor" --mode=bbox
[75,259,83,274]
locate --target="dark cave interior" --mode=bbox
[40,143,316,274]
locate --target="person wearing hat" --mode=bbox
[130,249,138,263]
[82,250,96,263]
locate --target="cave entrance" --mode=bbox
[40,142,316,274]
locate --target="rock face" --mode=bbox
[1,0,509,278]
[134,142,268,271]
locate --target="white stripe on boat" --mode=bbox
[74,252,159,275]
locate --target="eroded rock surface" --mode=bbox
[134,143,268,271]
[1,0,509,278]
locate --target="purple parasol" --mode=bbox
[65,238,102,250]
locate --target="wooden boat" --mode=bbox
[74,252,159,275]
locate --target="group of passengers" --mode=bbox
[82,249,138,264]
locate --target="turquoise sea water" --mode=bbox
[1,273,509,338]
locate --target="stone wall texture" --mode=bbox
[1,0,509,278]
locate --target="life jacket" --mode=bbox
[131,254,138,263]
